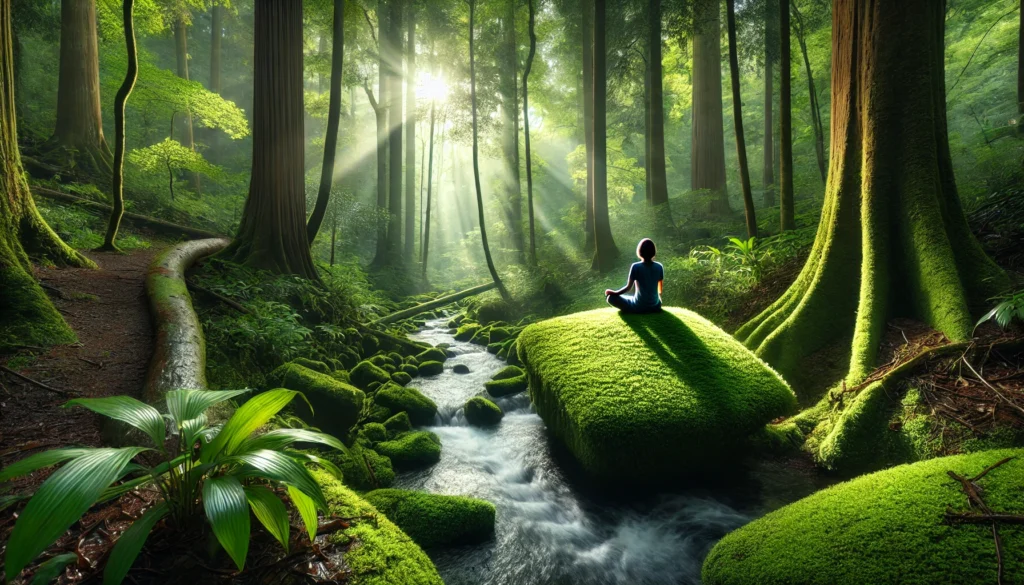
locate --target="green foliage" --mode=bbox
[128,138,224,187]
[363,489,496,549]
[35,201,150,252]
[976,288,1024,330]
[1,389,345,582]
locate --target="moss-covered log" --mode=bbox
[364,489,496,549]
[371,282,497,325]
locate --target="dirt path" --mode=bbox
[0,248,157,470]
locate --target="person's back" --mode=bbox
[628,260,664,310]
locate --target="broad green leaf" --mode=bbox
[203,476,250,571]
[235,428,347,455]
[291,452,344,481]
[233,450,327,510]
[181,413,208,448]
[166,389,249,425]
[202,390,303,464]
[30,552,78,585]
[244,486,290,552]
[288,486,318,542]
[0,493,29,513]
[5,447,148,582]
[65,397,165,447]
[0,448,94,482]
[103,502,168,585]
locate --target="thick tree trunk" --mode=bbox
[173,17,200,193]
[0,0,92,350]
[219,0,317,279]
[591,0,618,272]
[386,0,403,261]
[792,0,826,184]
[691,1,729,216]
[469,0,510,301]
[102,0,138,251]
[405,8,416,261]
[736,0,1007,386]
[524,0,537,264]
[500,0,524,262]
[49,0,111,180]
[763,58,774,206]
[1018,0,1022,114]
[421,100,436,274]
[643,58,653,205]
[647,0,669,207]
[307,0,344,244]
[371,0,389,266]
[208,2,223,159]
[582,0,595,252]
[778,0,795,231]
[726,0,757,239]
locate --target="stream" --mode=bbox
[401,318,820,585]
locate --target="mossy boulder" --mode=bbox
[350,360,392,390]
[375,383,438,426]
[484,374,528,397]
[311,470,442,585]
[464,397,503,427]
[362,422,388,443]
[369,355,389,367]
[269,364,365,437]
[374,431,442,471]
[290,357,331,374]
[330,370,351,385]
[391,371,413,387]
[363,489,496,549]
[387,351,404,364]
[454,323,482,341]
[363,399,392,423]
[400,363,419,377]
[471,298,514,325]
[517,307,796,486]
[703,449,1024,585]
[453,364,470,374]
[360,334,380,356]
[417,360,444,377]
[326,442,395,491]
[383,411,412,436]
[415,347,448,363]
[492,365,524,380]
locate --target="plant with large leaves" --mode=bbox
[1,388,347,584]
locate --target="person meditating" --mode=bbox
[605,238,664,313]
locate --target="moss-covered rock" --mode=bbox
[362,422,388,443]
[464,397,503,427]
[363,399,392,423]
[351,360,392,390]
[417,360,444,377]
[382,363,397,374]
[453,364,470,375]
[486,342,502,354]
[391,371,413,386]
[363,489,496,549]
[469,328,490,345]
[454,323,482,341]
[487,327,512,343]
[326,441,395,491]
[415,347,448,363]
[269,363,365,437]
[471,298,514,325]
[404,355,420,366]
[387,351,404,364]
[369,354,388,367]
[492,365,524,381]
[400,363,419,377]
[374,431,442,471]
[290,357,331,374]
[375,383,438,426]
[517,307,796,485]
[311,470,442,585]
[383,411,412,435]
[484,374,528,397]
[702,449,1024,585]
[361,334,380,356]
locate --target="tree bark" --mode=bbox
[102,0,138,251]
[421,99,436,274]
[500,0,524,261]
[763,0,776,206]
[778,0,795,230]
[404,6,416,261]
[524,0,537,264]
[736,0,1007,386]
[1018,0,1022,114]
[469,0,510,301]
[726,0,757,239]
[647,0,669,207]
[208,2,223,159]
[582,0,595,252]
[591,0,618,272]
[49,0,111,180]
[219,0,317,279]
[371,0,389,266]
[1,0,92,351]
[691,0,729,215]
[173,16,200,193]
[791,0,826,183]
[386,0,403,261]
[307,0,344,244]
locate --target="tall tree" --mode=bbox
[591,0,618,271]
[404,5,416,261]
[219,0,317,279]
[469,0,510,301]
[421,99,437,274]
[778,0,795,230]
[386,0,403,260]
[736,0,1007,385]
[102,0,138,251]
[369,0,389,266]
[726,0,757,238]
[172,14,200,192]
[307,0,345,243]
[1018,0,1022,114]
[692,0,729,216]
[207,1,224,159]
[763,0,776,206]
[48,0,112,180]
[500,0,524,261]
[791,0,826,183]
[646,0,669,207]
[1,0,93,350]
[582,0,595,252]
[524,0,538,264]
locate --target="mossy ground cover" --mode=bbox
[517,307,796,485]
[702,449,1024,585]
[363,489,496,549]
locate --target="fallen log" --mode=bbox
[370,281,497,325]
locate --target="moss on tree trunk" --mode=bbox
[736,0,1007,386]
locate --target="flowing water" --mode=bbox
[401,318,819,585]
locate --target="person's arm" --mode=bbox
[605,266,636,296]
[659,280,663,295]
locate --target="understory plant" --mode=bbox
[976,288,1024,330]
[1,389,346,584]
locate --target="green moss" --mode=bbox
[400,363,418,377]
[363,489,496,549]
[391,371,412,386]
[464,396,503,427]
[351,360,392,390]
[814,381,914,473]
[363,399,392,423]
[0,259,77,351]
[375,383,438,426]
[702,449,1024,585]
[518,307,796,485]
[369,355,389,367]
[329,442,395,490]
[291,357,331,374]
[361,334,380,356]
[471,298,514,325]
[492,365,524,381]
[454,323,482,341]
[269,364,365,437]
[362,422,388,443]
[487,327,512,342]
[404,355,420,366]
[330,370,351,385]
[417,360,444,377]
[485,375,528,397]
[312,470,442,585]
[486,342,502,354]
[387,351,404,364]
[383,411,412,436]
[374,431,442,471]
[469,328,490,345]
[415,347,447,363]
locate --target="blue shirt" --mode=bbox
[627,261,664,309]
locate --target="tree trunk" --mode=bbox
[1,0,92,350]
[386,0,403,261]
[524,0,537,264]
[173,16,200,193]
[469,0,510,301]
[582,0,595,252]
[219,0,317,279]
[763,0,776,206]
[404,7,416,261]
[736,0,1007,386]
[643,57,653,205]
[208,2,223,159]
[726,0,757,239]
[421,99,436,274]
[791,0,826,183]
[1019,0,1023,114]
[691,0,729,216]
[102,0,138,251]
[307,0,344,244]
[591,0,618,272]
[49,0,111,180]
[778,0,795,230]
[500,0,524,262]
[371,0,389,266]
[647,0,669,207]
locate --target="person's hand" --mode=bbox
[605,289,616,296]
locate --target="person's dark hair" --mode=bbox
[636,238,656,262]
